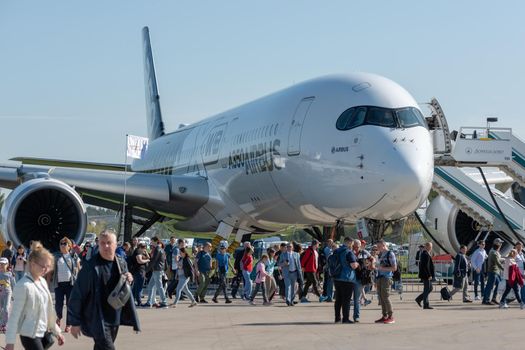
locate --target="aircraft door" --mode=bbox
[287,97,314,156]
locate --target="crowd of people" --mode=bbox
[115,235,399,324]
[0,232,139,350]
[1,230,522,349]
[415,238,525,310]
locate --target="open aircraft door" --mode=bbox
[287,97,314,156]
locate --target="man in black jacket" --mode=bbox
[415,242,435,309]
[449,245,472,302]
[68,230,140,350]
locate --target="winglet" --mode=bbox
[142,26,165,140]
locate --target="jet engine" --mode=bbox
[0,177,86,251]
[425,195,483,254]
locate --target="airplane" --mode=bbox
[0,27,434,251]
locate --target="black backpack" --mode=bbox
[393,260,402,282]
[318,249,327,271]
[440,287,451,301]
[356,253,372,284]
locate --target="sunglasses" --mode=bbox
[60,242,68,246]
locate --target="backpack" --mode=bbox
[358,264,372,285]
[382,250,401,281]
[440,287,451,301]
[393,261,402,282]
[327,250,343,278]
[318,249,327,272]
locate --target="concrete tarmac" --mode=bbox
[3,291,524,349]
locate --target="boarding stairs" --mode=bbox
[427,98,525,243]
[432,166,525,242]
[488,130,525,187]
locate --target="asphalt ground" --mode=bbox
[2,289,524,349]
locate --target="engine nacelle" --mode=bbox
[425,195,482,254]
[0,178,87,251]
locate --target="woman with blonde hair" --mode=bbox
[51,237,81,333]
[5,246,64,349]
[499,249,524,309]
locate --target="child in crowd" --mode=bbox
[265,248,278,301]
[0,257,15,332]
[249,254,271,306]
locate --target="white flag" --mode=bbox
[127,135,149,159]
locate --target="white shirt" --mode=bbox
[56,253,73,283]
[471,248,488,271]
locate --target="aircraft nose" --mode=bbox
[386,144,434,211]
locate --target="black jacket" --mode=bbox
[454,253,468,277]
[67,254,141,338]
[418,250,434,280]
[182,256,194,279]
[148,246,166,272]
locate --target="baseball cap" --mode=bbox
[493,238,504,244]
[219,242,227,249]
[0,258,8,265]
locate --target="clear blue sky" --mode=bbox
[1,1,524,164]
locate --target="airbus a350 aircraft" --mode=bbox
[0,27,434,250]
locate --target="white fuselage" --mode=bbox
[132,73,434,232]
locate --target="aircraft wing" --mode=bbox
[10,157,129,172]
[0,158,209,219]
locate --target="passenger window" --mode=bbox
[365,107,396,128]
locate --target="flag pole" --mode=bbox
[121,134,129,240]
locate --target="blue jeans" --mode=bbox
[14,271,24,282]
[147,270,167,305]
[132,272,145,305]
[521,284,525,304]
[326,276,334,300]
[242,270,252,299]
[483,272,501,303]
[353,281,361,320]
[472,270,485,298]
[284,271,299,304]
[175,275,195,304]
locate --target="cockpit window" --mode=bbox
[365,107,396,128]
[348,107,367,129]
[396,107,427,128]
[336,106,427,131]
[335,107,356,130]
